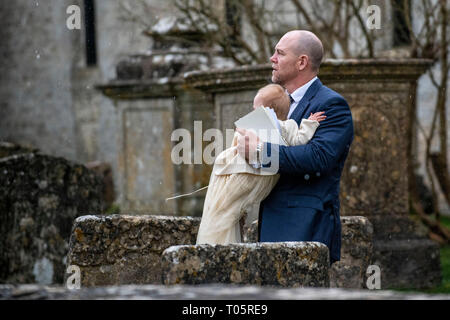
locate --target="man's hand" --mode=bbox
[236,128,260,162]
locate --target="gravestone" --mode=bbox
[0,150,104,285]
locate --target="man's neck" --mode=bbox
[285,74,317,94]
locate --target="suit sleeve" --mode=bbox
[262,97,353,175]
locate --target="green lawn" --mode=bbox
[440,215,450,229]
[423,245,450,294]
[424,215,450,293]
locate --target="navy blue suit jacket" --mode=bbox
[258,78,354,264]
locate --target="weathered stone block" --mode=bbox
[0,141,38,159]
[0,152,104,285]
[161,242,330,287]
[85,161,116,209]
[329,216,373,288]
[364,214,441,289]
[243,216,373,289]
[67,215,200,287]
[372,238,441,289]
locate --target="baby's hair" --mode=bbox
[256,84,290,120]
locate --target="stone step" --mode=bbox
[161,242,330,287]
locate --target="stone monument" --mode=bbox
[0,145,104,284]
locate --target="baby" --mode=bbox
[196,84,326,245]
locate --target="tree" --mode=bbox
[399,0,450,243]
[170,0,381,62]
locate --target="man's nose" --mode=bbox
[270,54,277,63]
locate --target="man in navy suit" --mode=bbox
[237,30,354,264]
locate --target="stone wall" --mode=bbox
[0,151,104,285]
[0,0,81,161]
[66,215,200,287]
[67,215,371,288]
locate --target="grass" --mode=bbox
[440,215,450,229]
[423,215,450,293]
[423,244,450,294]
[104,203,121,215]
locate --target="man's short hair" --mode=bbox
[256,84,290,120]
[290,30,324,72]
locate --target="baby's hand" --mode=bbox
[308,111,326,123]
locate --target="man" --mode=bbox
[236,30,354,264]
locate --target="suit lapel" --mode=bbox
[289,78,323,124]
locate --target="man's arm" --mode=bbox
[263,98,353,175]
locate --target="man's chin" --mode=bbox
[271,75,278,84]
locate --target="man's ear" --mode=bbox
[297,55,308,71]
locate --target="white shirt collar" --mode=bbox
[289,76,318,103]
[287,76,318,118]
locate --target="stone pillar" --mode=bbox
[97,78,214,216]
[184,59,441,289]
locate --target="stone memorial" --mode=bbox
[0,149,104,285]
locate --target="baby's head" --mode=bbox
[253,84,290,120]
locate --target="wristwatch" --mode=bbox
[256,141,264,161]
